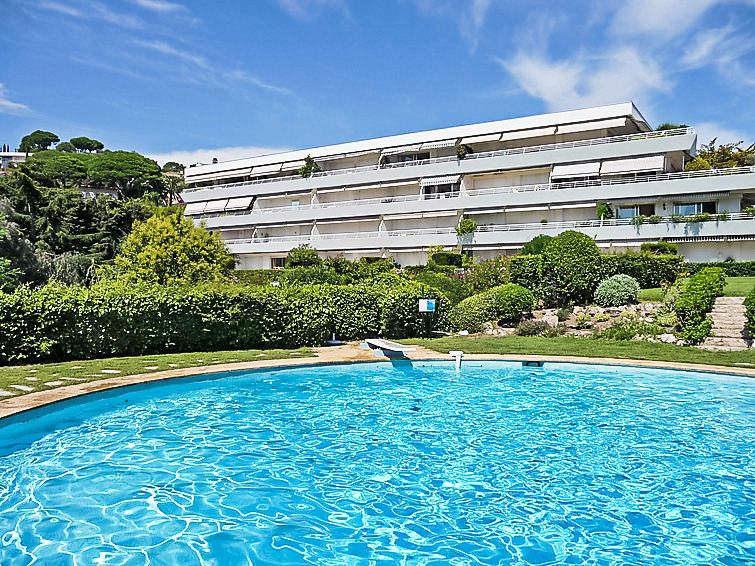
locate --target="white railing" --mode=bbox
[184,127,695,194]
[191,165,755,221]
[224,211,754,247]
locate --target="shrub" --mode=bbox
[540,231,601,307]
[594,274,641,307]
[413,270,471,306]
[640,241,678,255]
[279,266,344,286]
[594,321,664,341]
[631,215,646,227]
[515,319,550,336]
[686,260,755,277]
[655,312,678,327]
[286,244,321,268]
[593,313,610,322]
[234,269,279,286]
[675,267,726,343]
[489,284,535,323]
[745,286,755,339]
[0,281,448,364]
[575,312,591,329]
[463,256,510,294]
[686,212,712,223]
[600,253,683,288]
[509,254,542,292]
[556,307,571,322]
[647,215,663,224]
[519,234,552,256]
[595,202,613,220]
[447,293,496,333]
[455,217,477,236]
[430,251,463,267]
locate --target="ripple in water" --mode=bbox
[1,361,754,565]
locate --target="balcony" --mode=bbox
[183,128,697,202]
[197,166,755,230]
[224,212,755,255]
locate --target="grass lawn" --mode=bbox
[408,335,755,369]
[639,276,755,302]
[0,347,312,398]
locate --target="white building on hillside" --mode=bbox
[0,151,29,174]
[182,103,755,267]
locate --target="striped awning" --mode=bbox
[601,155,665,175]
[280,160,307,171]
[499,126,556,141]
[203,199,228,213]
[251,163,282,175]
[381,144,423,156]
[557,118,628,134]
[184,202,206,215]
[668,192,730,201]
[551,162,600,178]
[420,139,457,150]
[225,196,254,210]
[420,175,461,187]
[459,133,501,144]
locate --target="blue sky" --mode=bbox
[2,0,754,165]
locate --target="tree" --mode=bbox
[162,161,184,173]
[114,208,235,285]
[656,122,688,131]
[56,142,77,153]
[23,151,92,189]
[540,231,601,307]
[519,234,553,255]
[0,210,45,287]
[684,138,755,171]
[19,130,60,153]
[298,155,321,178]
[70,136,105,153]
[87,151,163,198]
[596,202,613,220]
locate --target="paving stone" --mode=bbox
[100,369,121,374]
[45,381,64,386]
[0,390,16,397]
[144,366,159,370]
[10,385,34,392]
[61,377,86,382]
[25,377,37,381]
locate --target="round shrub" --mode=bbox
[593,274,641,307]
[515,319,549,336]
[489,283,535,323]
[447,293,496,333]
[519,234,552,256]
[540,231,601,307]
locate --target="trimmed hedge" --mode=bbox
[447,284,534,332]
[675,267,726,343]
[540,231,602,307]
[594,274,640,307]
[600,253,683,288]
[687,261,755,277]
[430,251,463,267]
[510,254,542,291]
[412,270,471,306]
[745,285,755,339]
[0,281,448,364]
[234,269,280,286]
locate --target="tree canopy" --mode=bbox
[55,141,77,153]
[70,136,104,152]
[162,161,184,173]
[685,139,755,171]
[83,151,163,198]
[114,208,235,285]
[19,130,60,152]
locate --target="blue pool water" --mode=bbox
[1,361,754,565]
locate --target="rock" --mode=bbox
[573,306,583,314]
[588,306,604,315]
[483,321,495,334]
[457,330,469,336]
[543,315,559,327]
[659,333,676,344]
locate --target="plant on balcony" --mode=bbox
[647,215,663,224]
[455,143,473,160]
[717,211,730,221]
[670,213,685,224]
[630,215,646,227]
[541,218,548,224]
[685,212,712,224]
[743,207,755,217]
[595,202,613,220]
[455,217,478,237]
[299,155,321,178]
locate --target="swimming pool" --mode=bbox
[1,360,754,565]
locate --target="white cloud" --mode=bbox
[38,1,83,17]
[131,0,185,13]
[275,0,348,19]
[0,83,31,115]
[35,0,144,29]
[224,70,293,95]
[404,0,493,47]
[502,47,668,112]
[694,121,749,145]
[133,40,208,67]
[611,0,722,38]
[146,146,292,167]
[682,24,755,68]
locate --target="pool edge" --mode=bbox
[3,343,755,421]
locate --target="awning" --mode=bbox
[420,175,461,187]
[225,196,254,210]
[184,202,206,215]
[420,139,457,150]
[459,133,501,144]
[557,118,628,134]
[203,199,228,213]
[280,160,307,171]
[600,155,665,175]
[251,163,282,175]
[499,126,556,141]
[317,149,379,161]
[184,172,223,184]
[551,162,600,179]
[668,192,730,201]
[381,144,423,156]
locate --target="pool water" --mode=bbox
[1,361,754,565]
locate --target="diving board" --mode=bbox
[364,339,416,358]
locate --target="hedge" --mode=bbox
[430,251,463,267]
[540,231,602,307]
[447,284,534,332]
[0,281,448,364]
[234,269,280,286]
[675,267,726,343]
[510,255,542,291]
[687,261,755,277]
[744,285,755,339]
[600,253,683,288]
[412,270,471,306]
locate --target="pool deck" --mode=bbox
[2,343,755,420]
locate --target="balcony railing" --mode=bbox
[224,211,754,247]
[184,127,695,194]
[191,165,755,221]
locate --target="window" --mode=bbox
[423,183,460,200]
[616,203,655,219]
[402,152,430,163]
[271,257,286,269]
[674,202,716,215]
[291,200,300,207]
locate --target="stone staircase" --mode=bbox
[699,296,752,351]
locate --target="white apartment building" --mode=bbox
[0,151,29,174]
[182,103,755,268]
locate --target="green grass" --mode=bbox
[639,276,755,302]
[407,335,755,369]
[0,347,313,398]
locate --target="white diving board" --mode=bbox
[364,339,416,354]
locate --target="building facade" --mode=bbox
[0,151,29,175]
[182,103,755,268]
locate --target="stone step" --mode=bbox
[714,296,746,303]
[702,336,751,348]
[698,344,748,352]
[712,327,750,335]
[711,308,747,314]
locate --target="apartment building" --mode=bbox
[0,151,29,174]
[182,103,755,268]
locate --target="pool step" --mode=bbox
[699,296,752,351]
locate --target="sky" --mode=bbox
[2,0,754,165]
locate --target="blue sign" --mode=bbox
[419,298,436,312]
